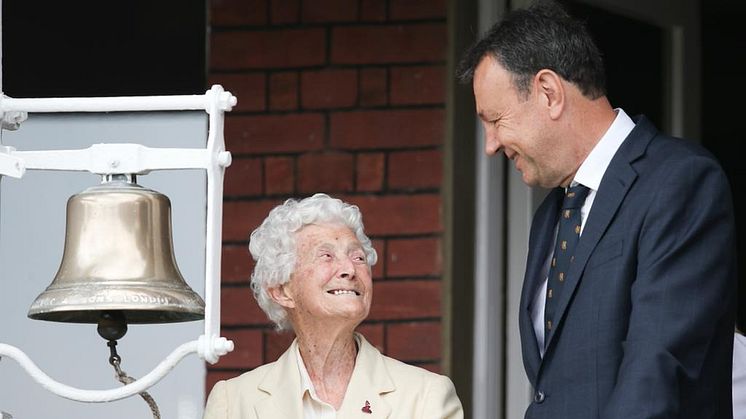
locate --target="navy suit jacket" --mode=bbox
[519,116,737,419]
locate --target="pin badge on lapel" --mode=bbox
[362,400,372,414]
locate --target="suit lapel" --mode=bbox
[519,187,564,383]
[542,116,654,355]
[254,339,304,419]
[522,188,564,311]
[338,334,394,419]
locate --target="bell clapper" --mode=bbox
[98,312,161,419]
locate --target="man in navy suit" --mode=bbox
[457,1,737,418]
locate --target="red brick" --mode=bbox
[360,0,387,22]
[350,194,442,235]
[301,69,357,109]
[223,199,284,241]
[388,149,442,189]
[271,0,300,24]
[265,156,295,195]
[212,329,264,369]
[387,321,441,361]
[356,152,385,192]
[208,74,266,112]
[357,323,384,351]
[330,109,444,150]
[270,72,299,111]
[297,152,355,193]
[369,280,441,320]
[211,29,326,70]
[359,68,387,106]
[221,287,269,325]
[302,0,357,23]
[371,239,385,278]
[331,24,446,64]
[222,245,252,284]
[206,370,240,398]
[211,0,267,26]
[390,65,445,105]
[265,330,295,362]
[224,157,263,197]
[386,237,441,277]
[225,114,325,154]
[389,0,446,20]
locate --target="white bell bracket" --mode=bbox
[0,84,236,402]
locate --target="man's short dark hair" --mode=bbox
[457,0,606,99]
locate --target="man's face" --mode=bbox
[284,223,372,327]
[472,55,562,188]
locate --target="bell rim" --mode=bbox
[28,283,205,324]
[27,308,205,324]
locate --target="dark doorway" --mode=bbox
[563,1,665,129]
[701,0,746,329]
[2,0,206,97]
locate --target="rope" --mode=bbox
[108,341,161,419]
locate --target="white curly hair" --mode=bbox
[248,193,377,331]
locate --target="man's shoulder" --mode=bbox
[623,115,712,160]
[619,121,725,182]
[628,118,717,162]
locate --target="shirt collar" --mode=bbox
[296,341,315,399]
[572,108,635,190]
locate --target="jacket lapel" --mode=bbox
[255,334,395,418]
[337,334,394,419]
[542,116,655,355]
[522,188,564,311]
[254,339,304,419]
[519,187,563,383]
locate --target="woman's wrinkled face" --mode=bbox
[283,223,372,327]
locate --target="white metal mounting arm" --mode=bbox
[0,88,236,113]
[0,336,233,402]
[10,143,231,174]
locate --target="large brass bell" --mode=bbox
[28,174,205,325]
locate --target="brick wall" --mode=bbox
[207,0,448,395]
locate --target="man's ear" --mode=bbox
[268,283,296,309]
[534,69,565,120]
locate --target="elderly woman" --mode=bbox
[204,193,463,419]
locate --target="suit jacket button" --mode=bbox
[534,390,545,403]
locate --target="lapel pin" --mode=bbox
[361,400,372,414]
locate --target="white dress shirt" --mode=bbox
[531,109,635,357]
